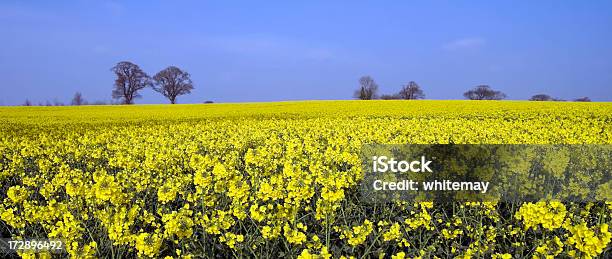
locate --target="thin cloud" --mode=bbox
[443,37,486,51]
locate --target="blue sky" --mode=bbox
[1,0,611,105]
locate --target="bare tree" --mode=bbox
[463,85,506,100]
[71,92,87,105]
[23,99,32,106]
[152,66,194,104]
[111,61,151,104]
[398,81,425,100]
[529,94,553,101]
[574,97,591,102]
[354,76,378,100]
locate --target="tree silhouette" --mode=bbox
[463,85,506,100]
[354,76,378,100]
[111,61,151,104]
[152,66,194,104]
[574,97,591,102]
[398,81,425,100]
[71,92,87,105]
[529,94,553,101]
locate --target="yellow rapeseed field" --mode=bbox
[1,100,611,258]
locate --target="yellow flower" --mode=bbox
[162,207,194,239]
[135,232,163,257]
[7,185,29,203]
[284,223,307,245]
[492,253,512,259]
[219,232,244,249]
[566,223,611,258]
[383,223,402,242]
[92,170,121,202]
[157,181,179,204]
[515,201,566,230]
[341,219,373,247]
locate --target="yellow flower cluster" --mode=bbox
[514,201,567,230]
[0,100,611,258]
[337,219,374,247]
[566,223,611,258]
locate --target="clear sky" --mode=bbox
[1,0,611,105]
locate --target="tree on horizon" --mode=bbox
[574,97,591,102]
[463,85,506,100]
[354,76,379,100]
[111,61,151,104]
[398,81,425,100]
[529,94,553,101]
[71,92,87,105]
[152,66,194,104]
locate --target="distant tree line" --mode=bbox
[21,61,196,106]
[16,71,596,106]
[528,94,591,102]
[22,94,113,106]
[355,76,426,100]
[353,75,592,102]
